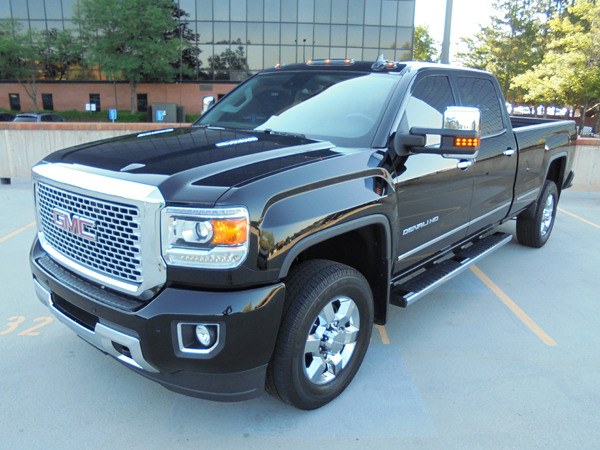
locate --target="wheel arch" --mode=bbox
[279,215,392,325]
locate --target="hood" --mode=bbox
[42,127,340,206]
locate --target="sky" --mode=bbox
[414,0,496,62]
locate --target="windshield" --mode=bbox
[196,71,399,148]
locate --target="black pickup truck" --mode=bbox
[30,59,576,410]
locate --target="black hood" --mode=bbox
[42,127,340,205]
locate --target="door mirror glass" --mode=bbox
[202,96,215,114]
[443,106,481,132]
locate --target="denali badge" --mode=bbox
[52,208,96,241]
[403,216,439,236]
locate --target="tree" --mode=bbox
[166,3,202,80]
[511,0,600,133]
[74,0,194,114]
[207,43,250,80]
[456,0,564,103]
[413,25,439,62]
[0,19,42,111]
[38,28,84,81]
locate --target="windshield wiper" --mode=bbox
[261,129,306,139]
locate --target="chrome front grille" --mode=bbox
[37,182,143,284]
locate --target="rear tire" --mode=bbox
[266,260,373,410]
[516,180,558,248]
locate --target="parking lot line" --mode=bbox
[558,207,600,230]
[0,222,36,245]
[470,265,557,346]
[376,325,390,344]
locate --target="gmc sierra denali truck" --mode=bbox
[30,58,576,410]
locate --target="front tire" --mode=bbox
[516,180,558,248]
[266,260,374,410]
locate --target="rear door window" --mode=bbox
[457,77,504,136]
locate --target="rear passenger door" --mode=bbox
[455,74,518,234]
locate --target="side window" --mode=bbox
[402,76,455,146]
[457,77,504,135]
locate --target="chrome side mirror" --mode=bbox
[443,106,481,132]
[202,95,215,114]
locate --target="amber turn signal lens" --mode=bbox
[211,218,248,245]
[454,137,480,147]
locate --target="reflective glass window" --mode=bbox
[330,47,346,58]
[214,0,229,20]
[397,1,414,27]
[331,25,346,46]
[247,0,263,21]
[395,49,411,61]
[396,27,412,50]
[379,26,395,49]
[0,0,11,17]
[230,0,246,20]
[331,0,347,24]
[297,23,313,45]
[281,0,297,22]
[381,0,397,26]
[247,45,263,71]
[264,0,280,21]
[347,26,362,47]
[281,23,297,45]
[231,22,246,44]
[28,0,45,19]
[347,47,362,60]
[214,22,229,43]
[61,0,77,16]
[364,0,381,25]
[197,0,213,20]
[403,76,455,145]
[264,23,280,44]
[263,45,280,67]
[63,20,76,29]
[29,20,47,30]
[347,0,364,24]
[313,46,329,59]
[362,48,378,61]
[47,20,64,30]
[314,0,331,24]
[314,24,329,46]
[198,22,213,43]
[458,77,504,135]
[364,26,379,47]
[298,0,314,22]
[281,45,296,64]
[179,0,196,19]
[247,22,263,44]
[11,0,29,18]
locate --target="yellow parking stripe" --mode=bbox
[376,325,390,344]
[558,208,600,230]
[0,222,36,244]
[470,265,557,346]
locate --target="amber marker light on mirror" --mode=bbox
[454,137,480,147]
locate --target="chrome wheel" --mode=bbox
[540,194,555,236]
[303,296,360,385]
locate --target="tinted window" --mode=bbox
[402,76,455,146]
[89,93,101,112]
[42,93,54,111]
[137,93,148,113]
[458,77,504,135]
[9,93,21,111]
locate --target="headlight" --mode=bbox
[161,206,249,269]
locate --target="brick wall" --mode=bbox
[0,82,237,114]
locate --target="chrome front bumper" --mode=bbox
[33,278,158,373]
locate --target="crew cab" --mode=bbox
[29,58,576,410]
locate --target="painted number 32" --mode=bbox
[0,316,54,336]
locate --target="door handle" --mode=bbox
[457,160,473,170]
[503,148,516,157]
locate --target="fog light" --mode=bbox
[196,325,212,346]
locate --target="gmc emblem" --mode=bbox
[52,208,96,241]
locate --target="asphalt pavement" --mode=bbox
[1,179,599,450]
